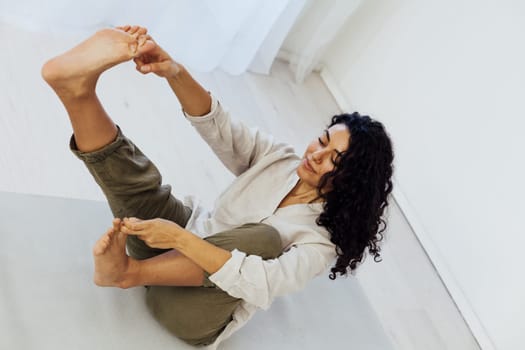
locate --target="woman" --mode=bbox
[41,25,394,348]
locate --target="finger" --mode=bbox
[120,225,139,235]
[136,38,156,56]
[140,60,171,74]
[136,65,148,74]
[139,64,152,73]
[134,57,149,71]
[123,217,146,231]
[123,216,141,223]
[120,223,142,237]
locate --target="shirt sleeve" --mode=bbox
[208,243,336,310]
[184,95,289,176]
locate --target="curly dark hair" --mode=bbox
[316,112,394,280]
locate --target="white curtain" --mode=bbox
[0,0,360,79]
[282,0,363,83]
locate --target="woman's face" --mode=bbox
[298,123,350,189]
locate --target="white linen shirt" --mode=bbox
[182,96,337,349]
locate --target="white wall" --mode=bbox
[320,1,525,349]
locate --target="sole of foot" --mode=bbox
[41,28,155,98]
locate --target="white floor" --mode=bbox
[0,22,479,349]
[0,191,393,350]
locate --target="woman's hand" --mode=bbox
[133,36,184,78]
[123,217,232,275]
[121,217,182,249]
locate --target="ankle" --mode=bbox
[55,86,97,102]
[118,257,141,289]
[56,77,98,100]
[41,62,98,99]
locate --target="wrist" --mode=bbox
[167,62,186,81]
[165,64,212,116]
[170,223,187,249]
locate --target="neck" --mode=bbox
[288,180,320,203]
[279,180,323,208]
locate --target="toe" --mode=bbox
[106,228,116,241]
[116,230,128,245]
[113,218,122,231]
[117,25,131,32]
[136,26,148,35]
[138,35,147,46]
[93,236,109,256]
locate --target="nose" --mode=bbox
[311,148,327,163]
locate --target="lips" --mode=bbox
[303,158,316,173]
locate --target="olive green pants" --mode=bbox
[71,128,282,346]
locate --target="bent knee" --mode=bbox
[205,223,283,259]
[244,223,282,259]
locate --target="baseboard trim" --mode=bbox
[318,65,495,350]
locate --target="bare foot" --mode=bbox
[93,218,132,288]
[41,27,155,98]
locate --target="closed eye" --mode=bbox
[332,151,343,165]
[319,129,331,147]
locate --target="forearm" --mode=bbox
[122,231,232,289]
[172,227,232,275]
[120,218,231,287]
[133,36,211,116]
[167,66,212,116]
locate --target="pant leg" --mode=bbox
[70,127,192,260]
[145,223,282,346]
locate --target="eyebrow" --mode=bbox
[325,129,344,157]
